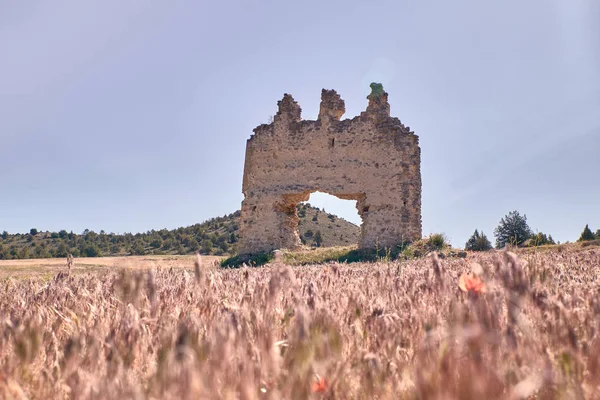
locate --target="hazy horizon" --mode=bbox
[1,1,599,247]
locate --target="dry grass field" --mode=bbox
[1,245,600,399]
[0,255,223,279]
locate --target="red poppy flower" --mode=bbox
[459,273,487,294]
[312,376,329,393]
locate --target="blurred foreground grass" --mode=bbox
[1,244,600,398]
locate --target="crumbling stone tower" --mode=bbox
[239,83,422,255]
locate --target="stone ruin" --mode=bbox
[239,83,422,255]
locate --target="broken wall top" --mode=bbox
[243,83,420,199]
[251,83,416,140]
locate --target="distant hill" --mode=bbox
[296,203,360,247]
[0,204,359,260]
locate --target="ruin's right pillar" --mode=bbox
[358,193,421,250]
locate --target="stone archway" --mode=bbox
[239,84,422,255]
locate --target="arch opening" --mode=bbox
[296,191,363,248]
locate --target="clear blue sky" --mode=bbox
[1,0,598,246]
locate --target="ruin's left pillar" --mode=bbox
[238,93,303,255]
[239,194,301,255]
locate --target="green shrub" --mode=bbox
[427,233,448,250]
[131,242,145,256]
[56,243,69,258]
[527,232,555,247]
[401,246,417,259]
[188,238,200,252]
[149,239,163,249]
[221,252,274,268]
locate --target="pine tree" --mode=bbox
[493,210,533,248]
[465,229,480,250]
[229,232,237,243]
[578,224,595,242]
[465,229,492,251]
[314,231,323,247]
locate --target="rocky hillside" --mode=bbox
[0,204,359,259]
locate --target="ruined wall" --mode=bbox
[239,84,422,254]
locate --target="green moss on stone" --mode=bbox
[369,82,384,98]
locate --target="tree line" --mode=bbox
[465,210,599,251]
[1,208,597,259]
[0,211,242,260]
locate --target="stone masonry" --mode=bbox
[239,83,422,255]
